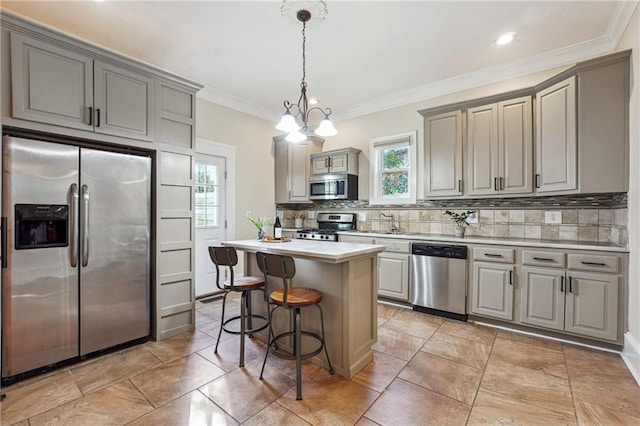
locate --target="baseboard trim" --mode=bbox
[622,332,640,386]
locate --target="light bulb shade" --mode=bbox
[314,118,338,137]
[276,112,300,132]
[285,130,307,143]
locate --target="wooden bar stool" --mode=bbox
[256,251,333,400]
[208,246,268,367]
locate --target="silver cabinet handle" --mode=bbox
[81,184,90,267]
[484,253,503,258]
[70,183,78,267]
[533,257,555,262]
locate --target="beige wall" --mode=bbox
[617,5,640,351]
[195,99,275,239]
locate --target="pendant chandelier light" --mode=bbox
[276,3,337,143]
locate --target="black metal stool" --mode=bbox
[256,251,333,400]
[208,246,269,367]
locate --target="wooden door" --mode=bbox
[535,77,577,193]
[10,33,93,131]
[565,271,618,341]
[499,96,533,195]
[520,267,565,331]
[466,104,498,196]
[471,262,514,320]
[94,61,153,140]
[424,110,463,197]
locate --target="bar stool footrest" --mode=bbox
[268,331,324,361]
[222,314,269,335]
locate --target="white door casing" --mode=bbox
[194,139,237,298]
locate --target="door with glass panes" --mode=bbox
[194,154,227,297]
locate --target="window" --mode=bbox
[369,131,417,205]
[194,162,220,227]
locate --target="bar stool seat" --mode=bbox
[256,251,333,400]
[209,246,269,368]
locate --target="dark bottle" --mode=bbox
[274,216,282,240]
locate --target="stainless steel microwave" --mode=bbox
[309,173,358,200]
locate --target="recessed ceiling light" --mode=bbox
[496,32,516,46]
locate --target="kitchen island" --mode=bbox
[222,239,385,378]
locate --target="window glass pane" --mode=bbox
[195,207,206,226]
[382,146,409,170]
[381,171,409,196]
[207,164,218,185]
[207,207,218,226]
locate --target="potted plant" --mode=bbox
[443,210,476,237]
[246,215,271,240]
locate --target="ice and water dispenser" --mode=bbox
[15,204,68,249]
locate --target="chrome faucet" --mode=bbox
[380,213,398,233]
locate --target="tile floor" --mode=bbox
[2,295,640,425]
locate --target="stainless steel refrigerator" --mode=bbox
[1,136,151,379]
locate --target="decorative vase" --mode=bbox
[294,218,303,228]
[454,226,466,237]
[257,230,265,240]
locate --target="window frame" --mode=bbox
[369,131,417,205]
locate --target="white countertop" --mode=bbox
[223,239,386,263]
[337,231,629,253]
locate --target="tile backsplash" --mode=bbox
[277,194,628,247]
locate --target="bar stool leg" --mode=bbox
[239,291,246,367]
[215,292,229,353]
[294,307,303,400]
[246,292,254,337]
[317,304,334,374]
[260,306,275,380]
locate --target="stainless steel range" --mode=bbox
[297,212,357,241]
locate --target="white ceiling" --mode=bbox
[2,1,638,122]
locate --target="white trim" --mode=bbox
[369,131,417,206]
[622,332,640,386]
[195,138,237,241]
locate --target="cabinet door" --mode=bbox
[424,110,463,197]
[378,252,409,301]
[535,77,577,193]
[471,262,514,320]
[499,96,533,195]
[10,33,93,131]
[288,142,312,202]
[328,152,349,173]
[565,271,618,341]
[520,267,565,331]
[311,155,330,174]
[467,104,498,196]
[94,61,153,141]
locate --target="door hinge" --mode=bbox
[225,220,228,229]
[224,170,227,179]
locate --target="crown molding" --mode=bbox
[196,87,278,122]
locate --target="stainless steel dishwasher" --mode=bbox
[411,243,468,321]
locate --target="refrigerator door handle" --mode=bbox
[70,184,79,267]
[81,184,90,267]
[1,217,7,269]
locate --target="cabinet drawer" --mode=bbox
[473,246,515,264]
[374,239,411,253]
[567,253,620,274]
[522,250,565,268]
[339,235,374,244]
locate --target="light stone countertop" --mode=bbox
[222,239,386,263]
[337,231,629,253]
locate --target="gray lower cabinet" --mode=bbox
[520,250,620,341]
[375,238,411,302]
[274,136,323,203]
[10,32,153,140]
[470,246,516,320]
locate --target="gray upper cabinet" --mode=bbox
[10,32,153,141]
[423,110,463,197]
[466,96,533,196]
[10,33,94,131]
[274,136,324,204]
[93,62,153,141]
[535,51,629,195]
[535,77,577,193]
[311,147,361,175]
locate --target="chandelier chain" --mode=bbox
[301,21,306,86]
